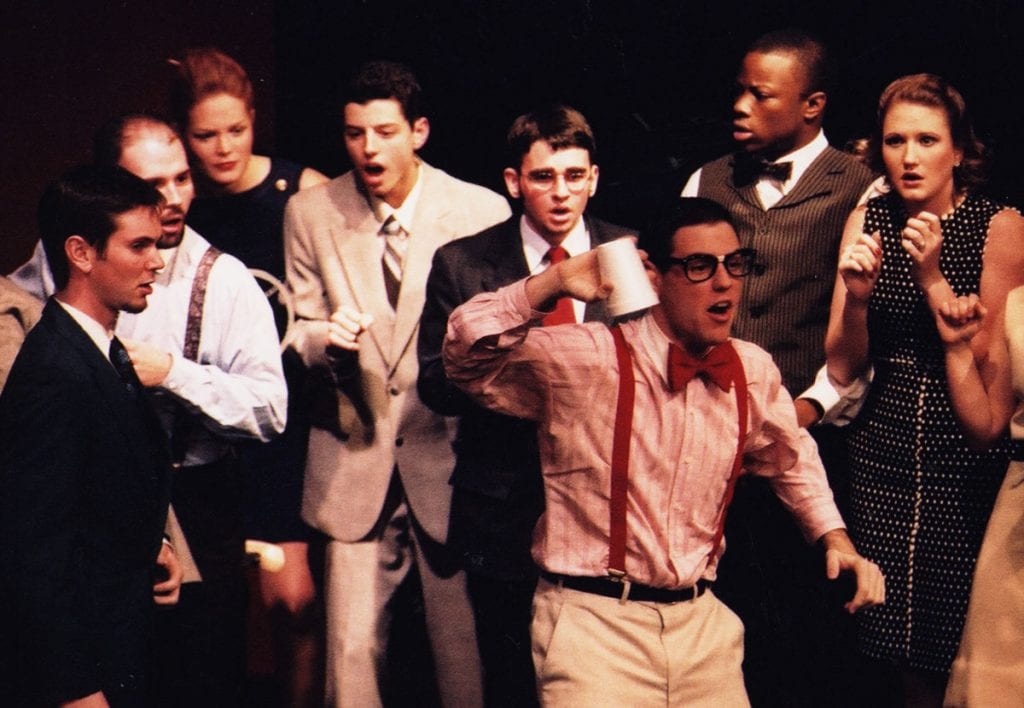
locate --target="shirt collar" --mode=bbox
[520,214,590,274]
[56,298,113,360]
[368,162,423,233]
[772,129,828,190]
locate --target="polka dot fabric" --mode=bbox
[848,192,1012,672]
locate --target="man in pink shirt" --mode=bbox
[441,197,885,706]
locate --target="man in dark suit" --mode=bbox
[418,105,631,707]
[680,29,878,706]
[0,165,181,707]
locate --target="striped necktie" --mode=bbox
[381,215,407,309]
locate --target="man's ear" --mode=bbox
[803,91,826,123]
[644,258,662,293]
[503,167,522,200]
[64,235,95,275]
[411,117,430,151]
[588,165,600,197]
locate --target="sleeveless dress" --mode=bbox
[945,285,1024,706]
[187,158,314,541]
[847,192,1012,673]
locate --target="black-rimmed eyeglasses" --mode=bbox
[666,248,759,283]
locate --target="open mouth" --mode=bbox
[732,123,753,140]
[363,164,385,176]
[708,301,733,316]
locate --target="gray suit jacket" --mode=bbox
[284,162,510,542]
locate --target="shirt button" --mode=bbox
[395,437,404,447]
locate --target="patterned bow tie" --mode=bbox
[733,156,793,187]
[667,342,737,392]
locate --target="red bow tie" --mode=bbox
[667,342,737,392]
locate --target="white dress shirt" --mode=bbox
[520,215,591,323]
[681,130,830,210]
[12,227,287,466]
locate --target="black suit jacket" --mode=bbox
[0,300,171,705]
[417,214,631,576]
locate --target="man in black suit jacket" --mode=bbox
[0,165,181,707]
[418,106,631,707]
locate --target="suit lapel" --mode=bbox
[775,147,843,208]
[331,182,394,365]
[48,303,161,490]
[389,164,452,367]
[480,218,530,292]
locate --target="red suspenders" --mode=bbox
[606,325,748,590]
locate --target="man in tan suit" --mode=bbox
[284,61,510,707]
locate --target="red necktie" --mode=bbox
[542,246,576,326]
[667,342,737,392]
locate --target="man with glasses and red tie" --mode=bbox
[418,105,630,707]
[441,197,884,706]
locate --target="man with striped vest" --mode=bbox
[681,28,878,706]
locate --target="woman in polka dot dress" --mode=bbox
[825,74,1024,705]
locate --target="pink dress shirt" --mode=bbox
[443,279,845,590]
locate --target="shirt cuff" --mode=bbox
[797,364,841,412]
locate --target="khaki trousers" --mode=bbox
[532,578,749,707]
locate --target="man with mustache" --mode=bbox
[442,197,884,706]
[680,29,877,705]
[10,114,287,706]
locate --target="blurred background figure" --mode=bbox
[936,283,1024,707]
[169,46,329,708]
[0,276,42,393]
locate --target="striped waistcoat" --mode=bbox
[697,147,875,394]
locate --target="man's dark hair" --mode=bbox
[93,112,181,167]
[38,164,163,290]
[344,60,424,124]
[506,105,597,169]
[748,28,832,96]
[640,197,737,272]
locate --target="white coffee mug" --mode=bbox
[596,237,659,317]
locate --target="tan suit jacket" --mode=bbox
[284,162,510,543]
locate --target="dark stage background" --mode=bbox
[2,0,1021,274]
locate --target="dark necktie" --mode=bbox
[542,246,576,327]
[667,342,737,392]
[733,156,793,187]
[109,336,143,396]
